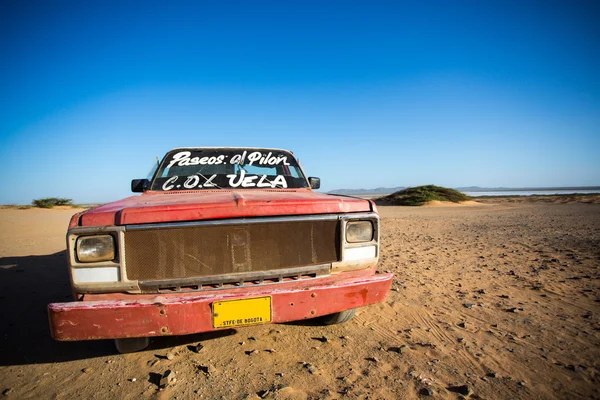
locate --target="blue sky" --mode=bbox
[1,0,599,204]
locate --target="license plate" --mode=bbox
[212,296,272,328]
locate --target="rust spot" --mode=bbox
[311,293,317,298]
[161,326,170,334]
[346,288,369,304]
[310,309,316,315]
[360,288,368,303]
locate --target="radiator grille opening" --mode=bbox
[124,219,340,281]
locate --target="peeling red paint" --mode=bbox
[48,273,393,341]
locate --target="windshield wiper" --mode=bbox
[193,170,223,189]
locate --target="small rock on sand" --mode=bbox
[419,387,434,396]
[447,384,472,396]
[388,345,408,354]
[199,364,217,375]
[191,343,204,353]
[159,370,176,388]
[166,349,177,360]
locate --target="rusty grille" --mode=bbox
[124,219,340,281]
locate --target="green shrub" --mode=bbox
[377,185,469,206]
[32,198,73,208]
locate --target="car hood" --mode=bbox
[76,189,374,227]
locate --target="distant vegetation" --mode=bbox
[328,185,600,196]
[328,186,405,195]
[376,185,470,206]
[32,197,73,208]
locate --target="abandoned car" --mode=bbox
[48,148,393,352]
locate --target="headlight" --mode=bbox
[76,235,115,262]
[346,221,374,243]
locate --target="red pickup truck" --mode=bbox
[48,148,393,352]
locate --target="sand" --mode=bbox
[0,202,598,399]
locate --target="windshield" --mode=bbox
[151,148,309,191]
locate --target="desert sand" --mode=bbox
[0,201,598,399]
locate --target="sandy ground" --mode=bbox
[0,202,599,399]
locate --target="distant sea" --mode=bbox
[462,189,600,197]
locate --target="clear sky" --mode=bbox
[1,0,599,204]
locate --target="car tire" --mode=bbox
[320,308,357,325]
[114,337,150,353]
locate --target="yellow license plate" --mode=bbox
[212,296,272,328]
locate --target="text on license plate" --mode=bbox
[212,296,272,328]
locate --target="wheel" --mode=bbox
[319,309,357,325]
[114,337,150,353]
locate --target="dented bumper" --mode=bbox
[48,273,393,341]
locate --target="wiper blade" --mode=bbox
[194,171,223,189]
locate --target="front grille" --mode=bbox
[124,219,340,281]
